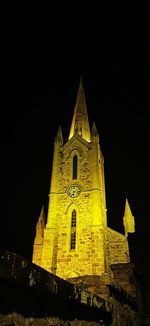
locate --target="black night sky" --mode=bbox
[0,4,150,260]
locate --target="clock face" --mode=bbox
[67,185,81,198]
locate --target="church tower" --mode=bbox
[33,78,134,280]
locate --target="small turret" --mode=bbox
[91,121,99,141]
[32,205,46,266]
[34,205,46,245]
[55,126,63,145]
[123,198,135,237]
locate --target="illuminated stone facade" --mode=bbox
[33,78,135,280]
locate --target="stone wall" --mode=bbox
[128,233,150,325]
[68,263,144,326]
[0,313,106,325]
[110,263,144,325]
[107,227,129,265]
[0,246,111,325]
[0,247,144,325]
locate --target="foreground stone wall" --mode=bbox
[68,271,143,326]
[128,233,150,325]
[0,247,111,325]
[0,247,143,325]
[0,314,107,326]
[0,314,105,325]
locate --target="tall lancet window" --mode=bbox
[73,154,77,179]
[70,210,76,250]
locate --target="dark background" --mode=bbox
[0,4,149,259]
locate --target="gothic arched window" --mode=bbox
[70,210,76,250]
[73,154,77,179]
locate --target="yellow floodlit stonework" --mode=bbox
[69,78,91,142]
[123,198,135,237]
[32,78,135,280]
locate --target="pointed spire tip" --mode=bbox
[68,77,91,142]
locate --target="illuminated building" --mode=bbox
[32,78,135,280]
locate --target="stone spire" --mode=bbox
[123,198,135,237]
[69,77,91,142]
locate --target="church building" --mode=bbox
[32,78,135,281]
